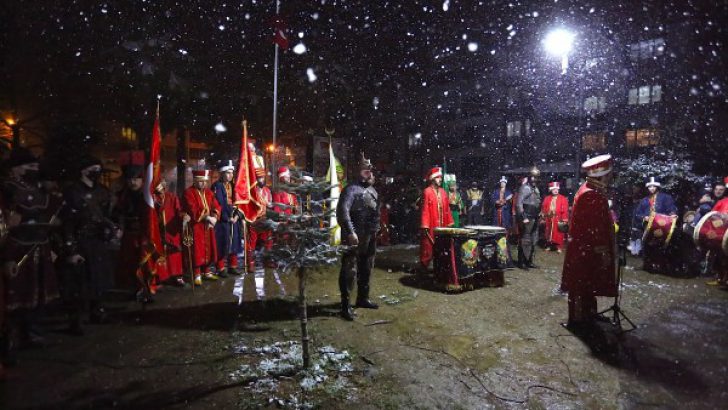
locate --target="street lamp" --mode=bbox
[543,28,583,182]
[543,28,575,74]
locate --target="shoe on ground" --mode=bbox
[228,267,240,276]
[216,269,229,278]
[203,272,219,281]
[194,275,203,286]
[340,304,355,321]
[527,263,539,269]
[706,279,721,286]
[355,299,379,309]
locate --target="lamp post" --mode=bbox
[543,28,583,180]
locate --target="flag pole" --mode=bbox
[272,0,281,183]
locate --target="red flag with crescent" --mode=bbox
[234,120,263,222]
[137,104,164,295]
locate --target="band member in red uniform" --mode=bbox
[541,181,569,252]
[272,166,298,215]
[420,167,454,269]
[247,168,274,270]
[154,180,185,286]
[708,178,728,287]
[561,154,618,327]
[183,169,221,286]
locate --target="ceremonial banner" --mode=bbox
[234,120,263,222]
[328,138,341,245]
[137,104,164,294]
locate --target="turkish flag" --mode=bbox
[270,16,289,49]
[137,105,164,294]
[234,120,263,222]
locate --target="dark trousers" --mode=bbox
[339,233,377,301]
[518,218,539,264]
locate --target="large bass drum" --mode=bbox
[433,226,506,292]
[693,211,728,256]
[642,213,678,248]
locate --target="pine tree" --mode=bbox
[257,170,343,368]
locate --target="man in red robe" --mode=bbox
[272,166,298,215]
[709,179,728,287]
[541,181,570,252]
[247,168,274,270]
[154,180,186,286]
[182,169,221,286]
[561,154,618,327]
[420,167,454,269]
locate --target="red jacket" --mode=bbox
[272,190,297,215]
[420,185,454,231]
[561,181,617,297]
[541,194,569,245]
[182,186,221,267]
[714,198,728,214]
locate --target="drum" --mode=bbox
[692,211,728,256]
[433,226,506,292]
[642,213,677,247]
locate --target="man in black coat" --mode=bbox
[336,153,381,321]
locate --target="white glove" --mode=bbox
[207,216,218,226]
[182,214,191,224]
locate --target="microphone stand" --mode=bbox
[596,243,636,333]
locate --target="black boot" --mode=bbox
[340,297,354,321]
[355,285,379,309]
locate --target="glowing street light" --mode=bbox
[543,28,575,74]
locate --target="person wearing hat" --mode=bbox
[336,153,381,320]
[154,179,187,287]
[112,164,148,294]
[561,154,618,327]
[490,176,513,230]
[183,168,222,285]
[541,181,569,253]
[489,176,515,266]
[61,155,117,330]
[634,177,677,274]
[211,160,243,277]
[273,166,299,216]
[516,166,542,269]
[1,148,61,365]
[420,166,454,270]
[465,181,485,225]
[447,181,465,228]
[247,167,274,271]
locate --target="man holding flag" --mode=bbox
[136,104,165,301]
[212,159,243,277]
[233,120,264,271]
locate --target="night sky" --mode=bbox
[1,0,726,155]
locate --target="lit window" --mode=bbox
[629,38,665,61]
[625,128,660,148]
[651,85,662,102]
[582,132,607,151]
[628,89,638,105]
[638,86,651,104]
[506,121,522,137]
[584,96,606,114]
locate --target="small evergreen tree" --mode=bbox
[256,170,343,368]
